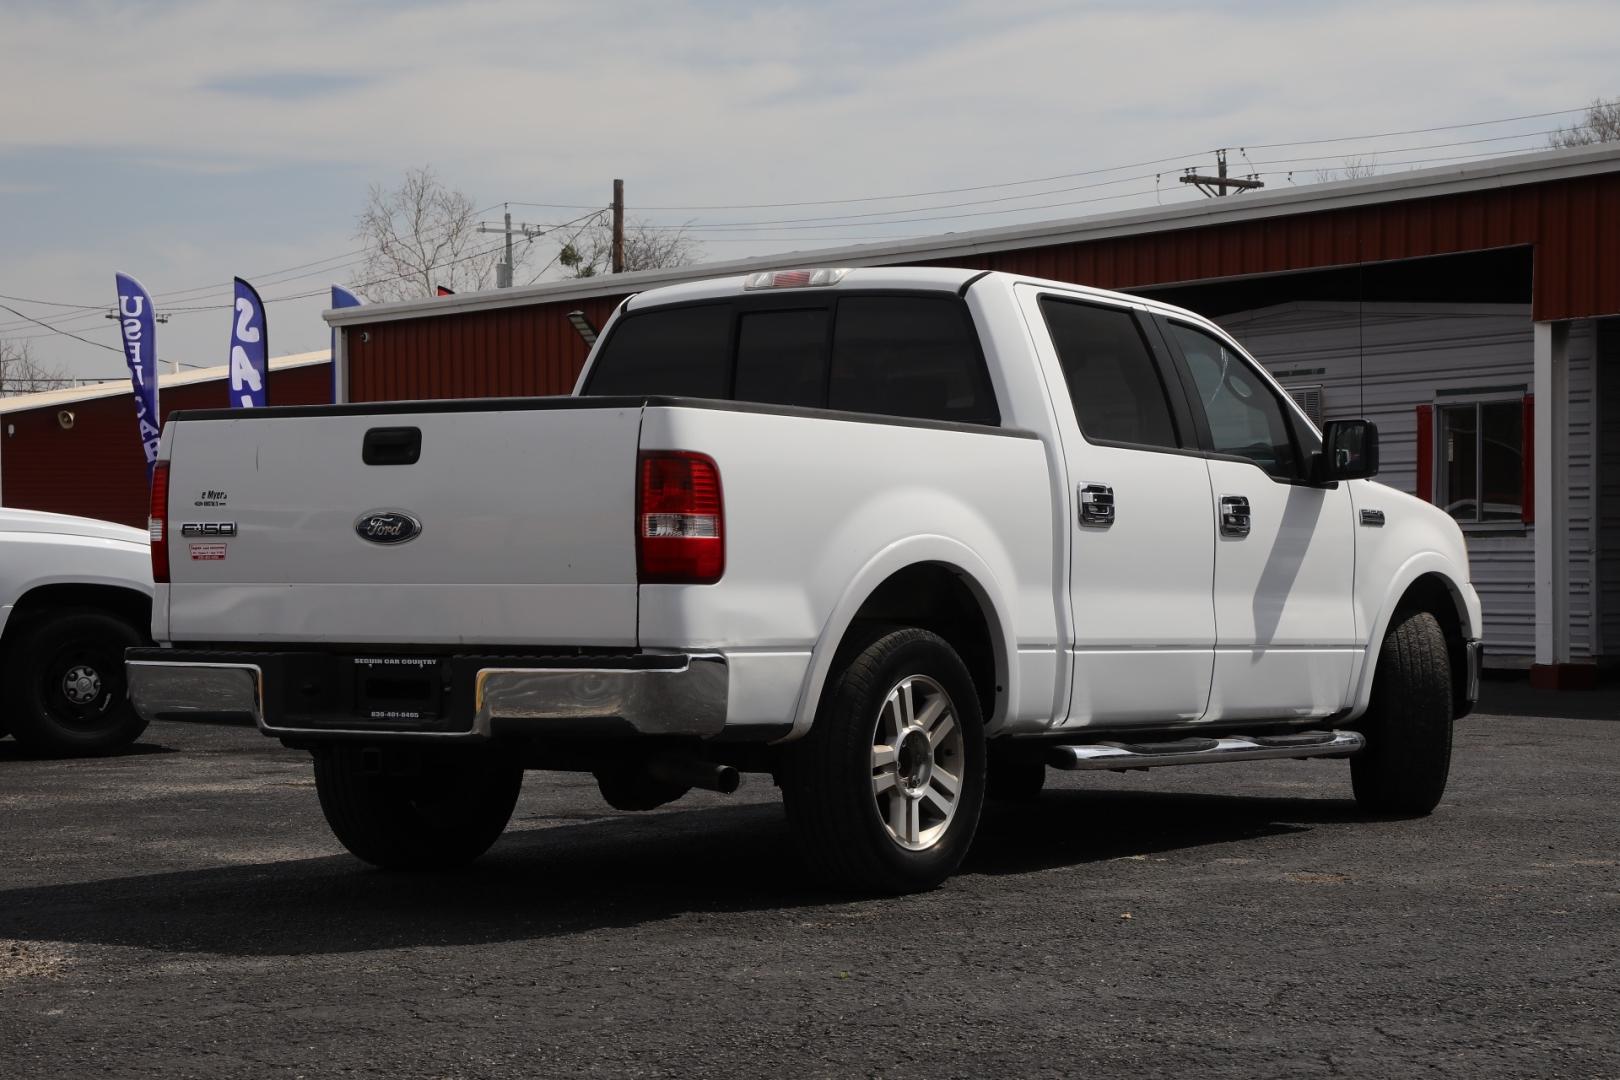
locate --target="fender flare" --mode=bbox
[778,535,1015,743]
[1347,551,1478,718]
[0,571,154,642]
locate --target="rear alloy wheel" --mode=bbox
[1351,609,1454,816]
[783,628,986,894]
[3,610,147,756]
[314,747,524,870]
[873,674,967,849]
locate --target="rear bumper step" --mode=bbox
[1048,729,1364,771]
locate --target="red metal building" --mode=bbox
[0,352,332,529]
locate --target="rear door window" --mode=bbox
[1039,297,1180,450]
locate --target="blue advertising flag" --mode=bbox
[113,273,161,480]
[330,284,361,403]
[230,277,268,408]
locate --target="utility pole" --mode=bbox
[103,309,174,372]
[1180,149,1265,197]
[477,204,545,287]
[611,179,625,274]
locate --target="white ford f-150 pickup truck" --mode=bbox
[2,508,153,755]
[129,267,1481,893]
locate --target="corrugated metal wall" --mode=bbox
[925,173,1620,323]
[348,296,623,402]
[345,174,1620,405]
[1222,304,1594,663]
[1,363,333,529]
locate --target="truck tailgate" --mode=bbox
[162,402,642,646]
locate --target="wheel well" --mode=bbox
[1391,573,1469,718]
[840,564,1001,723]
[0,584,152,669]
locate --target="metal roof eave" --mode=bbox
[0,350,331,415]
[324,142,1620,330]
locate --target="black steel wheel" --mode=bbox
[2,610,147,756]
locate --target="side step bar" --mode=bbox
[1048,730,1364,772]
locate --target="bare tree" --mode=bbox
[0,339,70,397]
[1549,97,1620,148]
[1315,155,1380,183]
[353,167,523,302]
[558,219,701,278]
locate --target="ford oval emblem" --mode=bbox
[355,510,422,545]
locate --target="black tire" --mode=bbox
[313,747,524,870]
[782,628,986,894]
[2,610,147,757]
[1351,610,1454,816]
[987,743,1046,802]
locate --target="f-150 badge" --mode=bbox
[180,522,237,537]
[355,511,422,545]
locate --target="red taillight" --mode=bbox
[148,460,170,584]
[637,451,723,584]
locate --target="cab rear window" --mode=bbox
[583,293,999,426]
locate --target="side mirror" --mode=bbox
[1314,419,1379,483]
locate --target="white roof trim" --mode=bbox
[0,349,330,415]
[326,143,1620,329]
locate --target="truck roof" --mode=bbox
[620,267,1226,336]
[624,266,983,311]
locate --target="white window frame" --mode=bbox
[1433,389,1527,531]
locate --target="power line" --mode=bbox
[1238,105,1591,151]
[507,105,1592,213]
[503,129,1563,235]
[0,291,108,311]
[0,302,125,354]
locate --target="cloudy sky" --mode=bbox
[2,0,1616,382]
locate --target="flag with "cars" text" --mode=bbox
[229,277,268,408]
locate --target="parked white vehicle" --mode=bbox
[1,508,153,755]
[129,267,1481,892]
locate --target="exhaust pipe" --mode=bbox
[648,755,740,794]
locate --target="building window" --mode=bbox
[1436,399,1525,523]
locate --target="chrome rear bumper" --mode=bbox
[128,660,264,725]
[126,651,729,741]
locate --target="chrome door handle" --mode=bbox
[1079,483,1115,528]
[1220,495,1251,538]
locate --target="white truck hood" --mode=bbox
[0,507,148,547]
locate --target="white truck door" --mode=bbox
[1017,287,1216,728]
[1158,318,1357,721]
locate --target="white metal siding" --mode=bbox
[1218,303,1594,664]
[1595,318,1620,659]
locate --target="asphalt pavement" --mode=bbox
[1,708,1616,1079]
